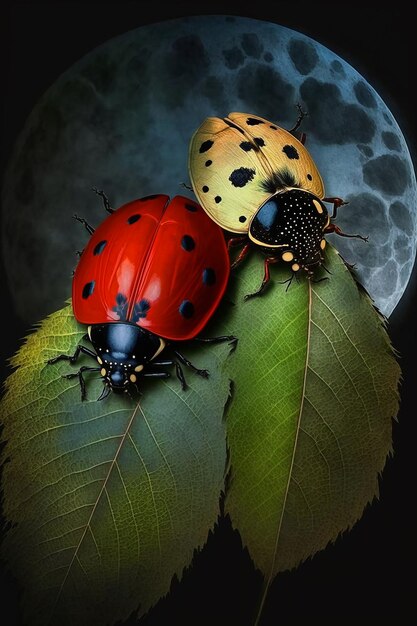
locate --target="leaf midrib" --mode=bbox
[49,401,141,622]
[254,280,312,625]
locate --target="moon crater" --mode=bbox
[2,16,416,323]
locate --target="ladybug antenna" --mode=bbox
[92,187,114,214]
[180,181,193,192]
[288,103,309,134]
[279,273,296,292]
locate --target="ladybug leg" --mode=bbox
[227,236,248,249]
[92,187,114,214]
[244,256,280,300]
[47,344,96,365]
[151,359,176,367]
[174,362,187,391]
[143,371,171,380]
[62,366,100,401]
[173,350,209,379]
[46,344,96,365]
[288,103,308,134]
[323,197,348,220]
[324,223,369,242]
[151,359,187,390]
[193,335,238,353]
[231,243,252,270]
[73,214,95,235]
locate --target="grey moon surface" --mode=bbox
[2,15,416,324]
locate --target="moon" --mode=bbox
[1,15,416,324]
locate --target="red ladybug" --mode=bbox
[48,193,236,400]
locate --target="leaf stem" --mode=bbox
[254,579,270,626]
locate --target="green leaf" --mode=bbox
[0,305,230,625]
[213,245,401,622]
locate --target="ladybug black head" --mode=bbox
[250,188,328,275]
[89,323,163,394]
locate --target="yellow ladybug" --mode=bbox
[188,109,367,298]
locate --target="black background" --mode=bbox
[1,3,416,625]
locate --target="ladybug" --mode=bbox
[188,108,367,298]
[47,192,236,400]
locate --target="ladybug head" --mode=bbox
[89,323,164,395]
[249,188,328,277]
[101,363,139,394]
[278,246,325,279]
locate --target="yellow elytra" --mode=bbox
[188,111,325,235]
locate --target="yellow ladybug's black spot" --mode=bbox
[240,141,254,152]
[246,117,264,126]
[215,196,222,203]
[254,137,265,147]
[307,174,313,180]
[205,160,212,166]
[282,145,299,159]
[239,216,247,223]
[202,185,209,193]
[199,140,214,153]
[229,167,256,188]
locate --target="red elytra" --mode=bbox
[73,194,230,340]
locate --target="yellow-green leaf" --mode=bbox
[0,305,231,625]
[213,245,401,623]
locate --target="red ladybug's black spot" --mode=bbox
[229,167,256,188]
[185,203,198,212]
[202,268,216,285]
[93,240,107,255]
[199,140,214,153]
[282,145,299,159]
[140,194,160,201]
[179,300,194,318]
[131,298,151,322]
[82,281,95,299]
[127,214,141,224]
[181,235,195,251]
[112,293,128,320]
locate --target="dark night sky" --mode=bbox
[1,3,416,625]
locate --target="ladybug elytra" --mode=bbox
[48,193,236,400]
[189,108,367,298]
